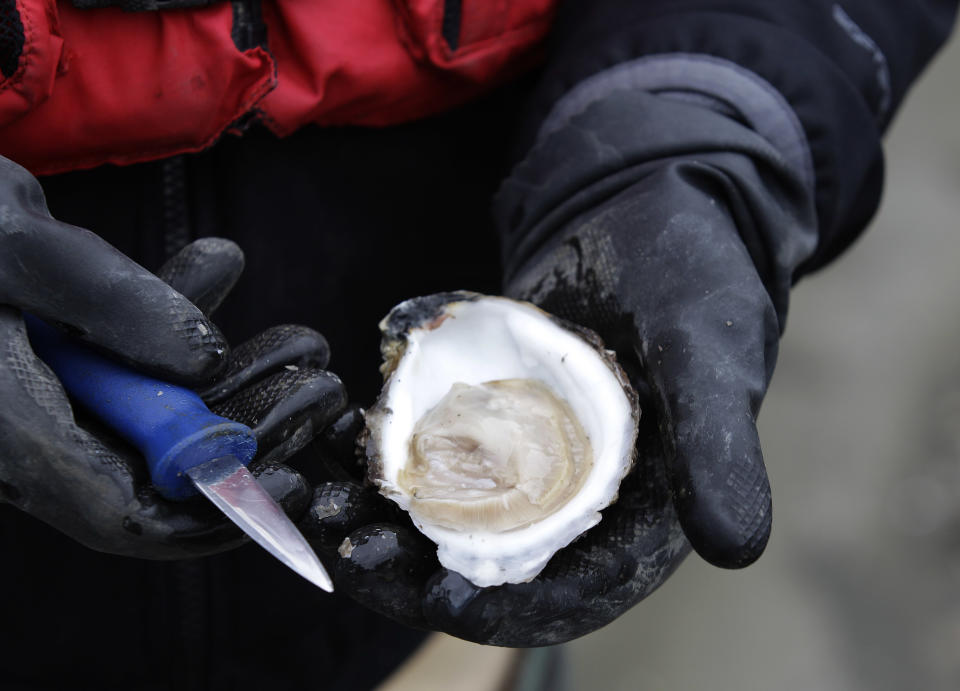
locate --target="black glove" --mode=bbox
[299,87,817,646]
[0,156,346,558]
[501,90,818,569]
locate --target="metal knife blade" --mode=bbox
[187,456,334,592]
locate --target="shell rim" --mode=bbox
[363,292,640,585]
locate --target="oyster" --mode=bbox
[365,292,639,587]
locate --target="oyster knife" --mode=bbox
[25,315,333,592]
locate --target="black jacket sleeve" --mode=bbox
[516,0,958,274]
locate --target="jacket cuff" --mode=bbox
[515,10,892,274]
[535,53,816,202]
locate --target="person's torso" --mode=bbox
[0,0,555,175]
[1,85,522,690]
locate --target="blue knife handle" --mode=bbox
[24,314,257,501]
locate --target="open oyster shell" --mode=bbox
[365,292,639,587]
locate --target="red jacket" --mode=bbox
[0,0,555,175]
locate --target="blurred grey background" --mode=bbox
[564,26,960,691]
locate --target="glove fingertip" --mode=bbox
[318,405,366,463]
[676,473,772,569]
[423,568,483,620]
[252,463,311,518]
[299,481,393,550]
[336,523,433,577]
[156,237,245,315]
[130,298,228,384]
[666,408,773,568]
[334,523,436,629]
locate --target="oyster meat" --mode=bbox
[365,292,639,587]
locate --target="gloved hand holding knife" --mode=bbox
[0,157,345,571]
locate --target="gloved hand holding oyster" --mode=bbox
[303,87,818,646]
[303,290,687,646]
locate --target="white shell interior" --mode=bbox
[375,297,637,586]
